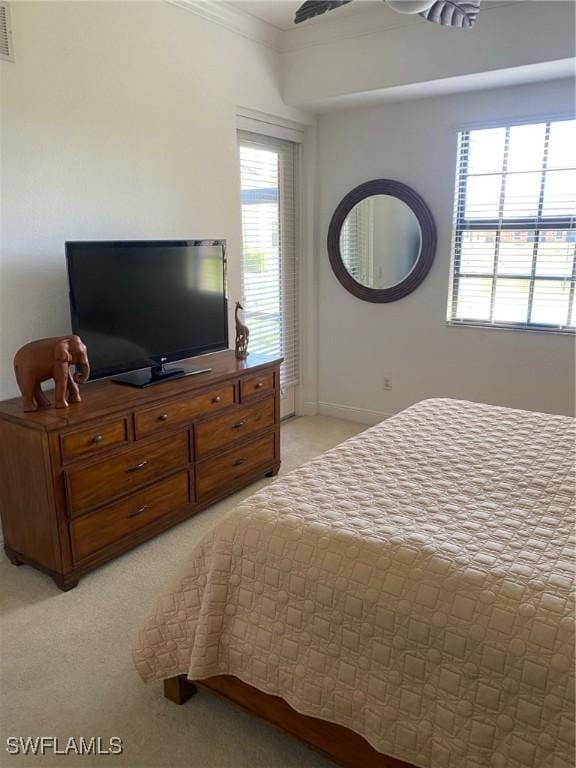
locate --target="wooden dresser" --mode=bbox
[0,351,281,590]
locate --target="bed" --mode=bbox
[134,398,575,768]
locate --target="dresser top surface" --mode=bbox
[0,350,282,431]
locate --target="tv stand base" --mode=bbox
[111,363,212,388]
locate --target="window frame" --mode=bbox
[447,117,576,334]
[237,129,301,390]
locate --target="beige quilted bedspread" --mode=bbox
[134,399,575,768]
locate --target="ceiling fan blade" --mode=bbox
[294,0,354,25]
[419,0,481,28]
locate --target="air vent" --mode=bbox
[0,2,14,62]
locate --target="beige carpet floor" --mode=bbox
[0,416,364,768]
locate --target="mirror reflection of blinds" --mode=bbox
[238,131,299,387]
[448,119,576,331]
[341,200,374,285]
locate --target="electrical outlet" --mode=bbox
[383,377,392,391]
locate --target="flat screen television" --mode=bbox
[66,240,228,387]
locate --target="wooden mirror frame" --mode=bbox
[327,179,437,303]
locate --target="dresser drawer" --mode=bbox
[134,384,234,438]
[71,472,189,561]
[196,397,275,457]
[66,432,189,516]
[197,433,275,499]
[239,371,275,402]
[61,417,129,463]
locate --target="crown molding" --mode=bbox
[167,1,425,54]
[167,1,523,56]
[283,0,521,52]
[283,4,423,52]
[167,0,283,51]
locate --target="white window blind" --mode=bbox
[238,130,299,386]
[447,119,576,332]
[340,200,374,286]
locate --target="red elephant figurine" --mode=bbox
[13,335,90,412]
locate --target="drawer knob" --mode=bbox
[255,382,264,389]
[158,413,169,422]
[232,420,246,429]
[127,460,148,473]
[212,396,221,404]
[127,505,148,519]
[92,434,104,444]
[232,457,247,467]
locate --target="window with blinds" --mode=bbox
[238,131,299,387]
[447,119,576,331]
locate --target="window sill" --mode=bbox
[446,321,575,336]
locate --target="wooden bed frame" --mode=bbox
[163,674,416,768]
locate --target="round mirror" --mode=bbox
[328,179,437,302]
[339,195,422,290]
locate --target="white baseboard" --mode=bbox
[318,401,390,425]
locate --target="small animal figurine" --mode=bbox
[235,301,249,360]
[13,335,90,412]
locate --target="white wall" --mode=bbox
[0,1,311,399]
[317,79,576,421]
[2,3,574,420]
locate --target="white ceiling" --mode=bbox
[228,0,386,31]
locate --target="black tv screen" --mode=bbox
[66,240,228,380]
